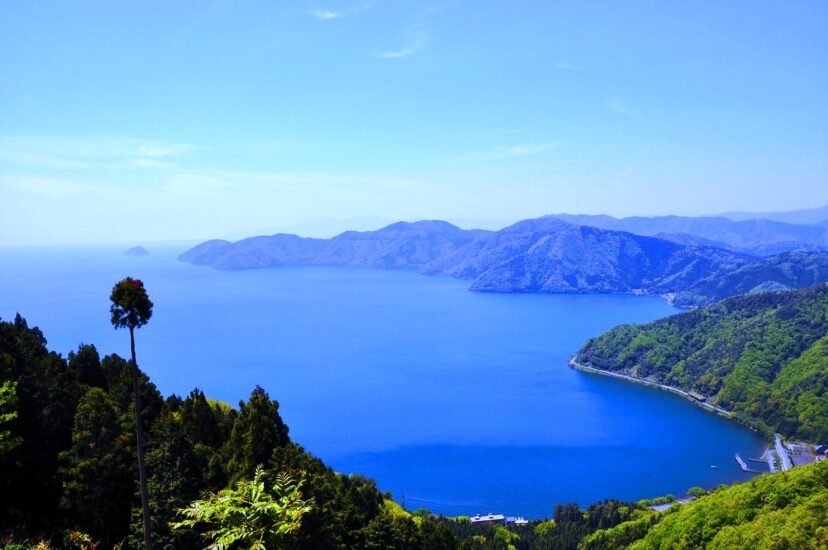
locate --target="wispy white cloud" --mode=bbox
[0,150,92,170]
[0,136,193,171]
[309,1,377,20]
[242,139,320,154]
[376,30,429,59]
[553,61,582,70]
[309,8,342,20]
[127,158,179,170]
[133,142,192,158]
[606,98,640,118]
[0,173,95,199]
[464,142,561,161]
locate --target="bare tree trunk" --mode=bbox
[130,326,153,550]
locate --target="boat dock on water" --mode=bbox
[735,453,767,473]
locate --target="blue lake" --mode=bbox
[0,245,767,518]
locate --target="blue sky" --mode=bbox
[1,1,827,245]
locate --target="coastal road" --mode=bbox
[775,435,792,472]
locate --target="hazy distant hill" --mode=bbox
[717,204,828,225]
[548,213,828,255]
[181,218,828,306]
[123,246,149,256]
[651,232,739,252]
[674,251,828,305]
[179,220,489,270]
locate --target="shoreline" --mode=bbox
[567,357,767,436]
[178,255,706,309]
[569,357,788,478]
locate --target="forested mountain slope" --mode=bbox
[423,218,744,296]
[0,314,449,548]
[674,251,828,305]
[577,283,828,440]
[584,459,828,550]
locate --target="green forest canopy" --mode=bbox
[577,283,828,441]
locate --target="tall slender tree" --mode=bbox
[110,277,154,549]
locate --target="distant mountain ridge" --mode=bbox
[180,220,490,270]
[716,204,828,225]
[180,217,828,306]
[546,213,828,255]
[421,218,745,297]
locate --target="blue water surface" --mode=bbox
[0,245,766,518]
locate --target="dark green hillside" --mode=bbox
[577,284,828,440]
[584,459,828,549]
[0,314,449,548]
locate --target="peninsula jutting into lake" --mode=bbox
[180,216,828,307]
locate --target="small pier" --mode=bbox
[735,453,766,473]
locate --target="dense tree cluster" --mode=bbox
[442,500,650,550]
[578,283,828,441]
[0,314,453,548]
[584,459,828,549]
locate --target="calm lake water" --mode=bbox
[0,245,766,518]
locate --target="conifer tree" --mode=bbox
[59,388,133,546]
[68,343,106,389]
[130,414,203,549]
[110,277,154,549]
[226,386,289,481]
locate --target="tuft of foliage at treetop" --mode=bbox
[577,283,828,441]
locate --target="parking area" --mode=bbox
[787,443,817,467]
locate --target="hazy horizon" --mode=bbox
[2,1,827,245]
[3,205,828,248]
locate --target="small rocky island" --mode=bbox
[124,246,149,256]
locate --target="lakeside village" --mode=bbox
[567,357,828,510]
[469,514,528,526]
